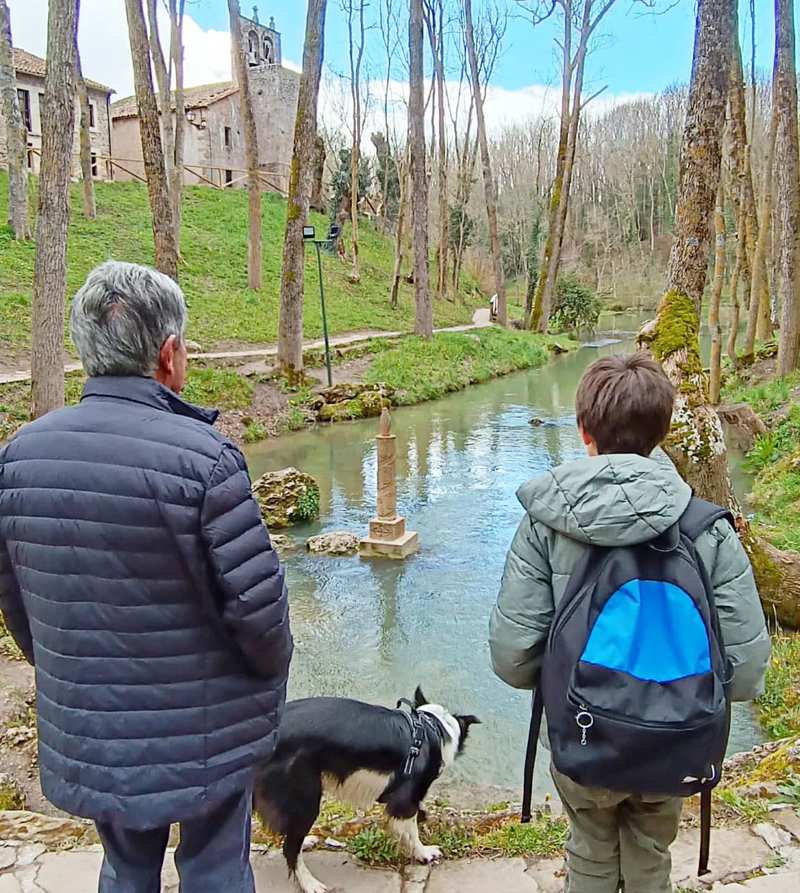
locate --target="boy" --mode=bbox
[489,353,770,893]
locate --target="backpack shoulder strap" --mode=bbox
[678,496,734,542]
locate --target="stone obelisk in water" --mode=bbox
[359,408,419,559]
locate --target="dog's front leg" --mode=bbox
[388,814,442,864]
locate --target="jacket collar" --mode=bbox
[81,376,220,426]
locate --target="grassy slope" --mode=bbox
[0,171,482,354]
[722,372,800,745]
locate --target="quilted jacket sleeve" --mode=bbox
[489,514,554,690]
[696,518,771,702]
[0,538,34,665]
[201,446,293,681]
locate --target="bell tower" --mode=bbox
[232,6,282,85]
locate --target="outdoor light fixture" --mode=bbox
[302,222,335,387]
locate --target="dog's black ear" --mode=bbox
[454,715,481,752]
[414,686,429,708]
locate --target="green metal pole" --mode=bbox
[316,241,333,387]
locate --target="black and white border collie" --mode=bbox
[254,687,480,893]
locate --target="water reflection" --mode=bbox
[246,340,762,792]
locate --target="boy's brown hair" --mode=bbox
[575,353,675,456]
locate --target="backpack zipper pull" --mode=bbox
[576,706,594,746]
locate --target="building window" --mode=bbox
[225,169,233,186]
[91,153,98,178]
[17,88,31,131]
[26,146,33,169]
[89,102,96,129]
[224,126,232,150]
[247,30,260,66]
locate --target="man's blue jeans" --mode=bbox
[96,787,255,893]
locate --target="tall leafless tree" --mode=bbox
[343,0,367,284]
[409,0,433,337]
[278,0,328,380]
[31,0,79,418]
[709,181,726,404]
[0,0,30,240]
[774,0,800,376]
[464,0,507,325]
[125,0,178,279]
[74,39,96,220]
[227,0,262,290]
[170,0,186,252]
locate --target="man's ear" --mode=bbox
[158,335,178,378]
[413,686,428,709]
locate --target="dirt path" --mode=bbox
[0,312,494,386]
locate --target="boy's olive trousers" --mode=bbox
[552,767,683,893]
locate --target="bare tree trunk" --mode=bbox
[390,149,409,310]
[277,0,328,380]
[426,0,449,300]
[709,182,726,404]
[75,40,96,220]
[744,85,779,359]
[727,197,745,364]
[345,0,366,285]
[0,0,30,240]
[775,0,800,376]
[125,0,178,279]
[227,0,261,290]
[310,135,326,212]
[170,0,186,252]
[409,0,433,338]
[31,0,79,418]
[464,0,506,326]
[146,0,174,196]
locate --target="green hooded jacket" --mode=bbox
[489,453,771,703]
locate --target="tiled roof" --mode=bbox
[12,47,113,94]
[111,82,239,120]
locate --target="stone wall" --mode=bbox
[0,72,113,181]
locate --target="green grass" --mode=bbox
[723,372,800,551]
[715,788,770,824]
[363,328,569,405]
[0,171,483,355]
[758,631,800,741]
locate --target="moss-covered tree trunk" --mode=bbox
[774,0,800,376]
[31,0,79,418]
[641,0,800,630]
[125,0,178,280]
[277,0,327,380]
[170,0,186,254]
[709,182,726,404]
[639,0,733,503]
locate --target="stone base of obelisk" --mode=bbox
[359,516,419,559]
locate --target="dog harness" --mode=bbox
[397,699,432,776]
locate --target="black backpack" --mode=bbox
[521,497,734,877]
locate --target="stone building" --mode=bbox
[111,9,299,192]
[0,48,114,180]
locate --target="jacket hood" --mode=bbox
[517,452,692,547]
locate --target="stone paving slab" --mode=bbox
[671,827,773,888]
[426,858,538,892]
[251,851,401,892]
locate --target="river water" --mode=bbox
[245,337,763,793]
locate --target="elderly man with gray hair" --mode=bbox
[0,261,292,892]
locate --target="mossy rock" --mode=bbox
[315,383,393,423]
[252,468,321,529]
[0,774,26,811]
[742,736,800,784]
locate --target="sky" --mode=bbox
[6,0,781,133]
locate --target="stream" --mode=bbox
[245,336,763,794]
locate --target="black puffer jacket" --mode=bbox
[0,376,292,828]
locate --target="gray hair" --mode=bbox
[70,261,187,377]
